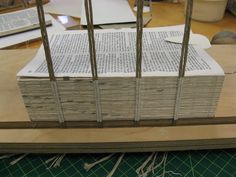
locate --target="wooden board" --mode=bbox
[0,124,236,153]
[0,45,236,128]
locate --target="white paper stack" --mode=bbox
[17,28,224,122]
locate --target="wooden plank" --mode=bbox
[0,124,236,153]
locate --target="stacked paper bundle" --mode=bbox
[17,28,224,122]
[140,76,224,120]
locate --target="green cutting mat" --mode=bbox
[1,150,236,177]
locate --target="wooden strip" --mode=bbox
[0,124,236,153]
[1,142,236,153]
[1,117,236,128]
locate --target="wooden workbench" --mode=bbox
[0,45,236,153]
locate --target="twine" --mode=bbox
[51,81,65,123]
[135,0,144,122]
[135,78,141,122]
[84,0,102,122]
[173,0,193,121]
[94,80,102,122]
[84,154,114,172]
[36,0,65,123]
[84,0,98,80]
[136,0,144,79]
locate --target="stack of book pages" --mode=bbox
[17,27,224,122]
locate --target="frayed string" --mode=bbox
[46,154,66,169]
[10,154,28,165]
[47,156,60,169]
[53,154,65,168]
[107,153,125,177]
[142,152,157,177]
[161,152,167,177]
[0,154,15,160]
[84,153,114,172]
[165,170,182,176]
[136,152,181,177]
[136,152,155,175]
[142,152,163,177]
[45,155,58,164]
[136,152,160,177]
[156,153,167,177]
[156,153,182,177]
[151,153,157,173]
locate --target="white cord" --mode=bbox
[84,154,115,172]
[107,153,125,177]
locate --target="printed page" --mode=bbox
[0,8,51,37]
[17,28,224,78]
[80,0,136,25]
[0,13,65,49]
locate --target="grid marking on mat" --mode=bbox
[0,150,236,177]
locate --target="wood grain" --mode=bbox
[0,49,36,122]
[0,124,236,153]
